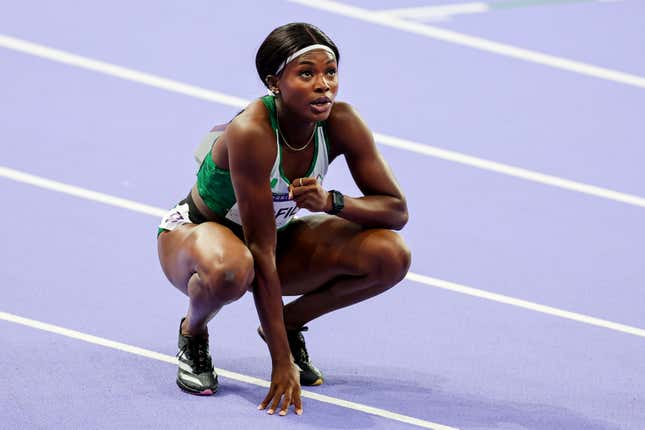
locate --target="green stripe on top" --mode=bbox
[261,95,279,130]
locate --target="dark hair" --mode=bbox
[256,23,340,88]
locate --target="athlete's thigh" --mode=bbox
[157,222,250,295]
[276,214,379,295]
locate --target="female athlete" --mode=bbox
[157,22,411,417]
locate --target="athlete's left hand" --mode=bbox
[289,177,331,212]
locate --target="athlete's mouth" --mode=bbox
[310,96,332,106]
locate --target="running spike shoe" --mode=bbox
[176,319,218,395]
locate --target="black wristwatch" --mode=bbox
[326,190,344,215]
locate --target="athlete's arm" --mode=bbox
[324,102,408,230]
[226,116,302,416]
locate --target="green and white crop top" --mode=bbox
[195,95,330,229]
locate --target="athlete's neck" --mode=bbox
[274,98,316,147]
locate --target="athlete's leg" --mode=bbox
[276,214,411,330]
[158,222,254,336]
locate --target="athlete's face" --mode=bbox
[276,50,338,122]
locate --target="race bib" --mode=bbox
[225,193,299,229]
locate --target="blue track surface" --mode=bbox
[2,1,644,429]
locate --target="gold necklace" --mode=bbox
[278,126,316,151]
[276,111,316,152]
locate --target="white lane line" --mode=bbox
[0,34,249,109]
[1,35,645,208]
[0,166,166,217]
[0,311,458,430]
[373,134,645,208]
[376,3,489,20]
[406,273,645,338]
[286,0,645,89]
[2,166,644,339]
[375,0,608,21]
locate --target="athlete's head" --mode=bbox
[257,23,340,121]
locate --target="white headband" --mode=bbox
[274,44,336,75]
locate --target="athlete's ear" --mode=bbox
[265,75,280,95]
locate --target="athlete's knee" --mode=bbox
[196,251,254,304]
[366,231,411,287]
[198,266,250,304]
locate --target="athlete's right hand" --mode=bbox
[258,362,303,416]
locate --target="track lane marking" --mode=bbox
[2,166,644,339]
[374,134,645,208]
[375,2,489,20]
[0,166,166,217]
[375,0,608,21]
[406,273,645,338]
[0,311,458,430]
[286,0,645,89]
[1,35,645,208]
[0,34,249,108]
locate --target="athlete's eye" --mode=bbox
[299,70,313,78]
[326,68,337,76]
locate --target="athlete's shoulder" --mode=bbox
[226,98,273,145]
[326,101,371,153]
[327,100,360,124]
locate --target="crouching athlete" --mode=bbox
[157,22,411,417]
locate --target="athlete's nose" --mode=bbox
[314,73,330,92]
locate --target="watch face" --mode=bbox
[331,190,344,214]
[325,190,344,215]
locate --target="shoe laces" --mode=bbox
[179,336,213,374]
[287,326,310,364]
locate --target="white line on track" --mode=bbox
[0,311,458,430]
[0,166,166,217]
[0,34,249,108]
[1,35,645,208]
[286,0,645,89]
[406,273,645,338]
[375,2,489,20]
[2,165,644,339]
[373,0,611,21]
[374,134,645,208]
